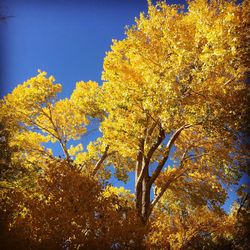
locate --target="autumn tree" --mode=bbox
[1,161,143,249]
[100,0,249,223]
[0,72,143,248]
[0,0,249,249]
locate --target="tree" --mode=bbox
[0,0,249,248]
[101,0,249,223]
[5,161,144,249]
[147,205,235,249]
[0,160,144,249]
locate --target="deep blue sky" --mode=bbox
[0,0,185,97]
[0,0,246,212]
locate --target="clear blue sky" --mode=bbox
[0,0,184,97]
[0,0,246,212]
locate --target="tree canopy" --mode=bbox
[0,0,249,249]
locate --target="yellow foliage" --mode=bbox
[0,1,249,249]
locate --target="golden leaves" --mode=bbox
[3,71,61,122]
[0,71,95,165]
[147,205,234,249]
[68,144,83,157]
[0,1,249,248]
[71,80,104,119]
[101,0,249,165]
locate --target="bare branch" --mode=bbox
[91,145,109,176]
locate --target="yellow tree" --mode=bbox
[1,161,143,249]
[0,0,249,245]
[100,0,249,223]
[0,71,142,248]
[146,182,237,249]
[147,205,235,249]
[0,71,107,180]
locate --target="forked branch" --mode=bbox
[149,124,192,186]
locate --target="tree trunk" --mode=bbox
[135,159,151,225]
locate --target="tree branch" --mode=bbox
[91,145,109,176]
[149,169,185,216]
[136,126,165,193]
[237,192,249,217]
[46,104,71,160]
[135,138,145,213]
[147,122,158,138]
[149,124,192,186]
[145,126,165,166]
[149,152,206,216]
[135,138,145,189]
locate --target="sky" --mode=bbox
[0,0,247,212]
[0,0,184,97]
